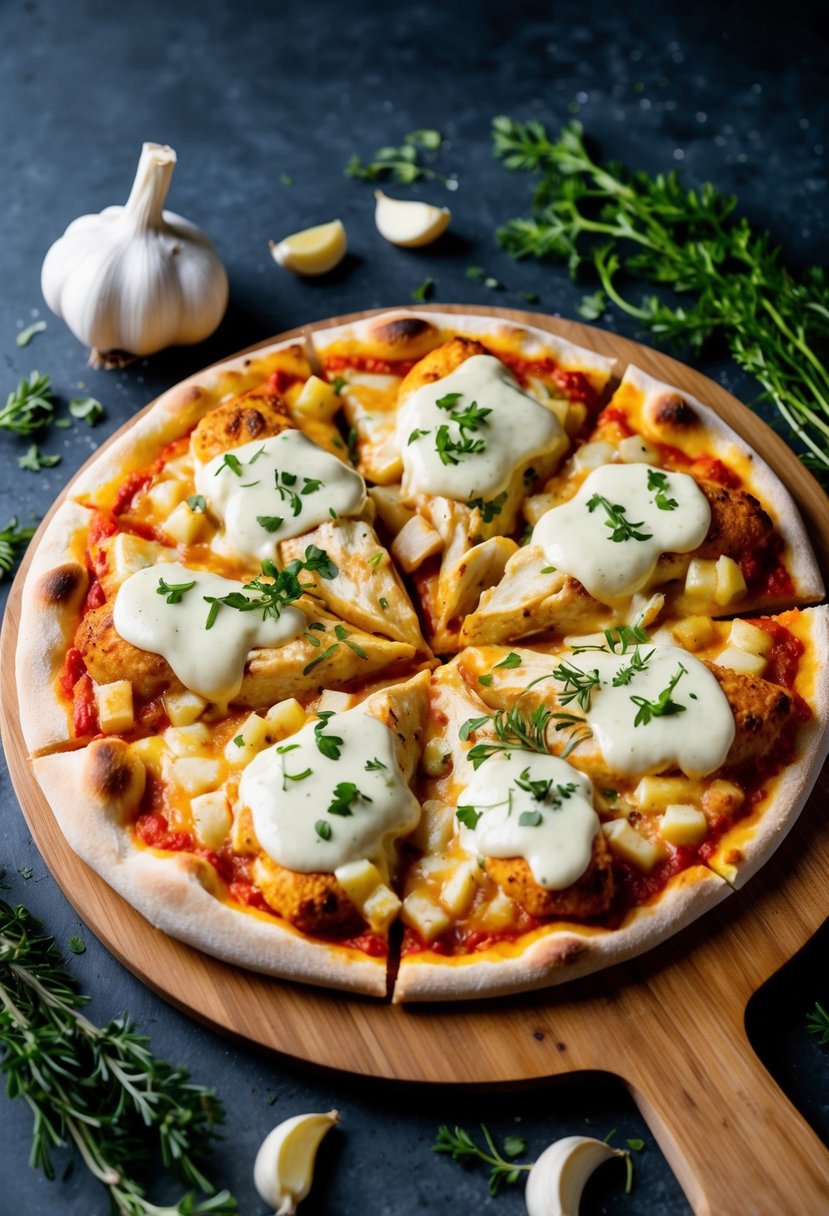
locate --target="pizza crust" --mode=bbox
[393,865,730,1002]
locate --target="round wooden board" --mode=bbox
[3,307,829,1213]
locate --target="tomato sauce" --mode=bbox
[268,368,305,395]
[60,647,87,700]
[751,618,804,689]
[113,471,153,515]
[73,674,98,736]
[498,353,597,409]
[323,353,418,378]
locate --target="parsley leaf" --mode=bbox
[456,805,482,828]
[0,371,55,434]
[68,395,105,426]
[631,663,688,726]
[587,493,653,542]
[647,467,679,510]
[18,444,60,471]
[326,781,372,817]
[156,576,196,604]
[314,711,343,760]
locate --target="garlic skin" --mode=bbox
[524,1136,627,1216]
[254,1109,340,1215]
[41,142,228,364]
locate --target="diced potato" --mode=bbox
[168,756,223,795]
[230,805,258,855]
[362,884,402,932]
[293,375,341,421]
[421,737,451,778]
[130,735,166,772]
[162,454,195,481]
[671,615,715,652]
[164,501,210,545]
[224,712,275,764]
[631,592,665,629]
[523,493,561,526]
[368,485,416,535]
[401,892,450,943]
[147,478,189,515]
[335,859,385,908]
[714,646,767,676]
[164,723,212,756]
[408,800,455,854]
[715,555,747,606]
[316,689,353,714]
[660,803,709,846]
[479,888,518,930]
[728,618,773,656]
[107,532,169,585]
[164,690,208,727]
[602,820,665,871]
[633,775,701,812]
[264,697,307,738]
[618,435,660,464]
[684,558,718,600]
[391,515,444,573]
[572,441,615,472]
[191,789,232,850]
[440,860,480,916]
[701,779,744,819]
[95,680,134,734]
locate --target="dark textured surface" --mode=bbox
[0,0,827,1212]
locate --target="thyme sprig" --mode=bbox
[493,117,829,481]
[433,1124,531,1197]
[0,901,236,1215]
[460,705,555,768]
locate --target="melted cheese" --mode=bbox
[458,752,598,889]
[194,430,366,560]
[565,643,735,777]
[397,354,564,500]
[534,463,710,602]
[113,563,305,703]
[240,708,421,873]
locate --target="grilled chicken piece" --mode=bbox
[703,662,793,767]
[280,519,431,656]
[191,386,293,463]
[358,669,432,782]
[75,600,417,708]
[251,855,361,934]
[485,833,614,920]
[694,480,774,560]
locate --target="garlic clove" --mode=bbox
[269,220,347,276]
[41,142,228,364]
[253,1109,340,1215]
[373,190,452,247]
[524,1135,628,1216]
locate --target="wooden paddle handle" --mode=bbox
[625,1003,829,1214]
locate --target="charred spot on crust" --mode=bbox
[86,741,136,799]
[38,563,86,606]
[369,316,436,346]
[651,392,700,429]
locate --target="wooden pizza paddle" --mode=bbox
[2,308,827,1215]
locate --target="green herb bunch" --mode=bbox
[0,901,236,1215]
[492,117,829,480]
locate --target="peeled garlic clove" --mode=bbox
[269,220,347,276]
[373,191,452,247]
[524,1135,627,1216]
[41,142,228,364]
[254,1109,339,1215]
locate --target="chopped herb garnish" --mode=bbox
[631,663,687,726]
[233,735,244,747]
[587,493,653,543]
[334,623,368,658]
[467,491,508,522]
[462,705,555,768]
[540,565,557,574]
[331,375,347,394]
[0,371,54,434]
[435,423,486,466]
[302,642,339,675]
[15,320,47,347]
[215,452,243,477]
[367,552,383,568]
[326,781,372,817]
[249,446,267,465]
[345,130,449,185]
[518,809,542,827]
[314,711,343,760]
[309,621,326,631]
[68,395,105,426]
[282,765,312,786]
[408,427,431,445]
[433,1123,533,1198]
[203,548,336,630]
[302,477,324,495]
[329,507,338,520]
[315,819,332,841]
[303,630,321,646]
[494,652,522,670]
[484,276,501,290]
[365,758,387,772]
[456,806,482,829]
[550,659,601,712]
[612,646,654,686]
[346,425,359,465]
[435,392,463,411]
[465,265,486,279]
[412,277,434,303]
[478,674,494,686]
[647,467,679,510]
[67,935,86,955]
[379,596,389,609]
[18,444,60,471]
[156,576,196,605]
[603,624,651,653]
[186,494,207,513]
[256,514,284,532]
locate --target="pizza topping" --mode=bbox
[534,463,711,602]
[194,429,366,560]
[397,354,564,500]
[456,751,599,889]
[113,562,306,703]
[240,707,420,873]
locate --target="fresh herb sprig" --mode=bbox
[346,129,456,187]
[202,546,337,629]
[807,1001,829,1045]
[0,371,55,435]
[0,901,236,1215]
[492,117,829,481]
[631,663,687,726]
[0,517,36,577]
[433,1124,531,1197]
[587,493,652,543]
[460,704,555,767]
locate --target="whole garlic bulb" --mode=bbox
[41,142,228,365]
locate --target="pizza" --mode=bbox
[15,307,829,1002]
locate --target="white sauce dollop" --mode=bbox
[458,751,598,889]
[113,563,305,703]
[534,463,711,602]
[397,354,564,501]
[194,430,366,561]
[240,708,420,873]
[560,642,735,777]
